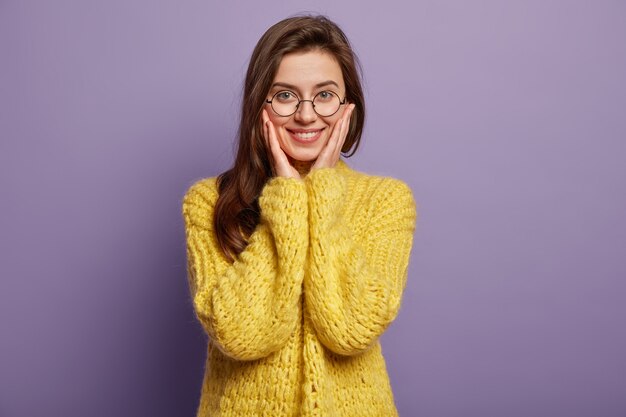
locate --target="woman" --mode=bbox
[182,14,417,417]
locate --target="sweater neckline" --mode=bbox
[336,158,350,171]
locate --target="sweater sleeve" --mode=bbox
[304,168,417,356]
[182,176,308,361]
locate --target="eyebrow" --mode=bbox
[271,80,340,90]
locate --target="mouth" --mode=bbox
[287,128,325,144]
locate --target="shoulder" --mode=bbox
[182,177,219,207]
[181,177,220,230]
[340,161,415,207]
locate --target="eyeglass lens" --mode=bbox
[270,91,341,117]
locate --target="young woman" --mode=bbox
[182,14,417,417]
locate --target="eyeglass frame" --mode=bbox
[264,90,347,117]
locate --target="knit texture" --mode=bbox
[182,159,417,417]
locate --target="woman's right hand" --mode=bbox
[262,109,301,179]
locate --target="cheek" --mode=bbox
[267,110,286,127]
[323,115,342,132]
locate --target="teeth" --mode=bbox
[294,131,319,139]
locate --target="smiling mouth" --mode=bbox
[288,128,324,143]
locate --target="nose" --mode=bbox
[294,100,317,123]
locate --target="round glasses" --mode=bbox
[265,90,346,117]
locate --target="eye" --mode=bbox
[316,91,335,102]
[275,91,297,102]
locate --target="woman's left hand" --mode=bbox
[311,103,355,171]
[262,109,301,179]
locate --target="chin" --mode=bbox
[281,141,325,163]
[286,149,322,163]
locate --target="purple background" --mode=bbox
[1,1,625,416]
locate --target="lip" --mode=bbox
[287,128,325,144]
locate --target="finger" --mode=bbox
[312,104,353,170]
[328,104,351,158]
[262,110,270,140]
[263,121,276,174]
[262,108,269,124]
[334,106,350,154]
[263,120,270,149]
[266,120,279,156]
[267,120,290,170]
[325,114,343,151]
[336,104,354,154]
[322,118,343,161]
[323,107,349,161]
[261,109,267,130]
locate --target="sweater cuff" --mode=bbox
[305,167,346,220]
[259,177,307,230]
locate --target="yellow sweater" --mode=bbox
[182,159,417,416]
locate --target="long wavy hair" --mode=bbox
[214,15,366,262]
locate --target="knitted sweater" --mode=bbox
[182,159,417,417]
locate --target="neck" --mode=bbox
[289,157,314,176]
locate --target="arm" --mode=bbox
[182,176,308,360]
[304,168,417,356]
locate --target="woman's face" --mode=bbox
[265,50,346,163]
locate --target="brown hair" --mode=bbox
[214,15,366,262]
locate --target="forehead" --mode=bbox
[273,50,344,90]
